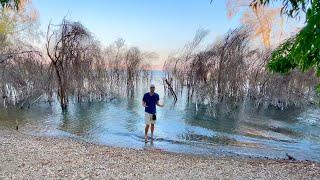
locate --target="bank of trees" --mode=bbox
[0,0,44,108]
[162,0,319,110]
[45,20,152,109]
[164,27,319,110]
[1,0,318,111]
[0,0,153,110]
[0,19,152,110]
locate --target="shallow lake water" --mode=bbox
[1,71,320,162]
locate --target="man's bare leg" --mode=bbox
[145,124,150,143]
[150,124,155,140]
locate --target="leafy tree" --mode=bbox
[252,0,320,92]
[250,0,311,18]
[0,0,22,10]
[0,0,37,40]
[0,0,38,63]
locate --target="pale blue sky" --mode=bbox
[32,0,243,63]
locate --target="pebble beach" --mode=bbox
[0,128,319,179]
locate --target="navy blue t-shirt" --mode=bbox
[142,93,159,114]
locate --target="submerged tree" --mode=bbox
[0,0,43,108]
[0,1,153,110]
[164,27,319,110]
[45,19,153,110]
[46,19,100,109]
[103,38,154,98]
[125,47,142,90]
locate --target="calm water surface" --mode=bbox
[1,71,320,161]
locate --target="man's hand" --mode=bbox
[142,101,148,107]
[157,101,164,107]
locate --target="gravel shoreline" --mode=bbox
[0,128,319,179]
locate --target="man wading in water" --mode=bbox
[142,84,164,143]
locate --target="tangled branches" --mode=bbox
[164,27,319,110]
[1,18,153,110]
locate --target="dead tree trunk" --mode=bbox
[165,78,177,102]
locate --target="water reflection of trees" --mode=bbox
[182,101,305,144]
[183,102,239,134]
[59,103,107,135]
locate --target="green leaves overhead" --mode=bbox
[267,1,320,76]
[251,0,320,96]
[0,0,21,10]
[250,0,311,18]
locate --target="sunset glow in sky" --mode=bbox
[32,0,301,68]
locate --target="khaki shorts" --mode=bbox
[145,112,156,124]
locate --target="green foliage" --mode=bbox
[267,1,320,76]
[250,0,311,17]
[0,0,39,46]
[0,3,15,47]
[0,0,21,10]
[0,10,15,35]
[0,0,21,36]
[251,0,320,96]
[268,38,297,73]
[0,0,9,7]
[317,84,320,95]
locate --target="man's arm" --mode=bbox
[156,101,164,107]
[142,101,148,107]
[142,94,148,107]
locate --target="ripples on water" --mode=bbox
[0,71,320,161]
